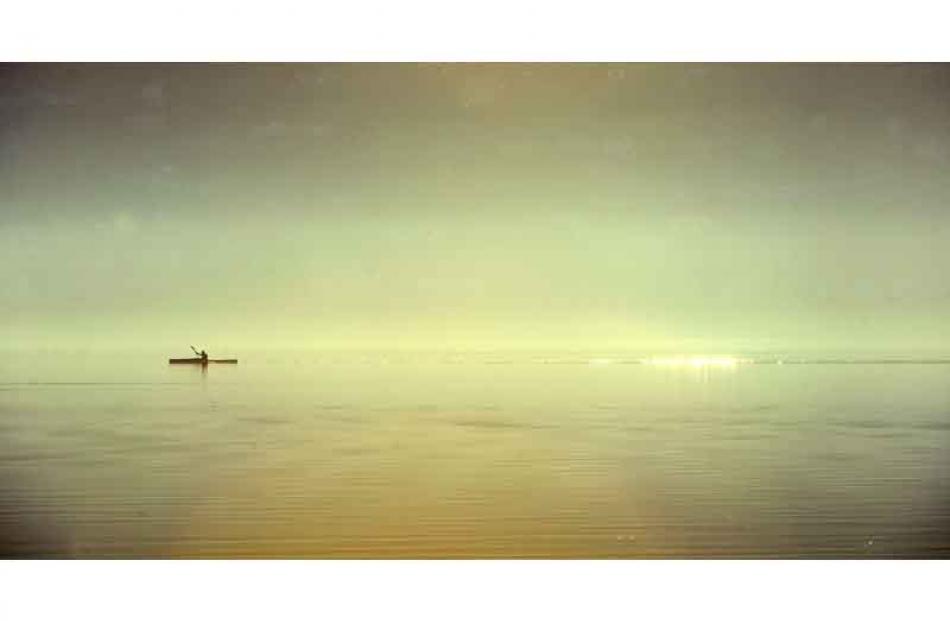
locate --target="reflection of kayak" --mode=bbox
[168,358,238,364]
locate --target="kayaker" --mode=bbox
[200,349,208,362]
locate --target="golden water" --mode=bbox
[1,351,947,558]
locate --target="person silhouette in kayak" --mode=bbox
[200,349,208,363]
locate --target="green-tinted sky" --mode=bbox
[2,64,949,352]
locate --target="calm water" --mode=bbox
[1,350,948,558]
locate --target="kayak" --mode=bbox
[169,358,238,364]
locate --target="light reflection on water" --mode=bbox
[1,351,948,558]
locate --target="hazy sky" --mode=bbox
[2,63,949,352]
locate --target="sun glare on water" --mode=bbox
[641,356,742,368]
